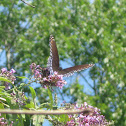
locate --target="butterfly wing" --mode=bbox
[58,64,94,77]
[47,35,94,77]
[48,35,59,73]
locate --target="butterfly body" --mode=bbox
[47,35,94,77]
[40,67,50,77]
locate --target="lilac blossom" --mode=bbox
[1,68,7,73]
[10,69,16,74]
[0,68,16,90]
[30,63,67,88]
[41,72,67,88]
[0,114,13,126]
[66,102,109,126]
[11,91,26,106]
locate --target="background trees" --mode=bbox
[0,0,126,125]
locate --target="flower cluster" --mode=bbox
[0,114,13,126]
[41,72,67,89]
[0,68,16,90]
[66,102,109,126]
[11,91,26,106]
[30,63,67,88]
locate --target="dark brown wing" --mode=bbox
[47,35,94,77]
[49,35,59,72]
[58,64,94,77]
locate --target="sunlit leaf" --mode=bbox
[0,77,12,84]
[29,86,36,101]
[47,88,53,109]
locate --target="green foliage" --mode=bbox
[57,114,69,123]
[0,77,12,84]
[47,88,53,109]
[16,76,29,80]
[25,100,35,109]
[32,115,45,126]
[29,86,36,101]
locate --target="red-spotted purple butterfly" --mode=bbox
[47,35,94,77]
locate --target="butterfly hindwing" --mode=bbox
[58,64,94,77]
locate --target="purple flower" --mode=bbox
[30,63,67,89]
[66,119,75,126]
[5,82,11,90]
[85,123,90,126]
[1,68,7,73]
[84,102,88,107]
[30,63,37,69]
[53,71,58,75]
[0,116,12,125]
[34,69,41,78]
[43,78,47,81]
[66,102,109,126]
[88,105,94,109]
[0,68,16,90]
[11,91,26,107]
[0,117,4,121]
[10,69,16,74]
[36,65,40,68]
[43,73,66,88]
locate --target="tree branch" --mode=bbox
[21,0,35,8]
[79,72,94,90]
[0,108,92,115]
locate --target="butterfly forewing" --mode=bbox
[49,35,59,72]
[57,64,94,77]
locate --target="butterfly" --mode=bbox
[40,67,50,77]
[47,35,94,77]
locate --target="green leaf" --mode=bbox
[1,102,9,108]
[0,86,5,89]
[16,76,29,80]
[4,97,11,106]
[39,102,50,109]
[58,114,69,123]
[25,101,35,109]
[29,86,36,101]
[0,103,6,118]
[24,115,31,126]
[0,77,12,83]
[32,115,45,126]
[0,97,6,101]
[19,83,27,89]
[0,102,4,109]
[47,88,53,109]
[18,115,24,126]
[21,114,25,119]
